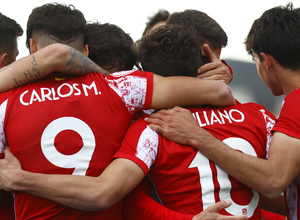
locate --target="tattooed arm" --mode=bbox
[0,43,108,92]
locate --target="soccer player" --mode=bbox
[0,3,234,220]
[119,24,275,219]
[0,12,23,220]
[146,3,300,219]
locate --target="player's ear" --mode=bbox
[83,44,89,57]
[29,38,38,54]
[260,52,272,70]
[0,53,9,67]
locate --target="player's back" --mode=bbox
[150,101,276,219]
[1,70,152,219]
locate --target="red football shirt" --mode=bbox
[273,88,300,220]
[0,70,153,220]
[115,101,276,219]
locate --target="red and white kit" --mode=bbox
[115,101,276,219]
[0,70,153,220]
[273,88,300,220]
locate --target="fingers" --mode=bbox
[148,106,188,119]
[144,117,164,128]
[209,200,248,220]
[198,62,224,76]
[198,62,231,84]
[212,200,232,212]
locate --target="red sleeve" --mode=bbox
[221,60,233,83]
[273,89,300,139]
[123,178,193,220]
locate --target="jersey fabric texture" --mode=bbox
[273,88,300,220]
[115,101,276,219]
[0,70,153,220]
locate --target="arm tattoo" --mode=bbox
[3,55,47,91]
[0,47,109,92]
[65,47,109,75]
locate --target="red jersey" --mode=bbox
[115,101,276,219]
[273,88,300,220]
[0,70,153,220]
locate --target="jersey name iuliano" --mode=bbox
[0,70,153,220]
[115,101,276,220]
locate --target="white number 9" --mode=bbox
[41,117,96,176]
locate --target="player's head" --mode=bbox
[138,24,202,77]
[245,3,300,71]
[26,3,87,54]
[142,9,170,37]
[85,22,140,73]
[166,9,227,64]
[0,13,23,66]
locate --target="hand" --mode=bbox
[192,200,248,220]
[198,44,232,84]
[145,106,204,146]
[0,146,22,191]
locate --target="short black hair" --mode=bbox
[85,22,139,71]
[26,3,86,51]
[0,13,23,54]
[142,9,170,37]
[167,9,227,49]
[138,24,202,77]
[245,2,300,70]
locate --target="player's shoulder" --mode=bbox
[240,101,266,109]
[239,101,276,120]
[235,100,267,110]
[283,88,300,107]
[107,70,151,79]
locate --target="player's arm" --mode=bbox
[145,106,300,198]
[151,74,234,109]
[0,43,108,92]
[123,179,247,220]
[0,147,144,211]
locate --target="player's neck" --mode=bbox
[280,68,300,96]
